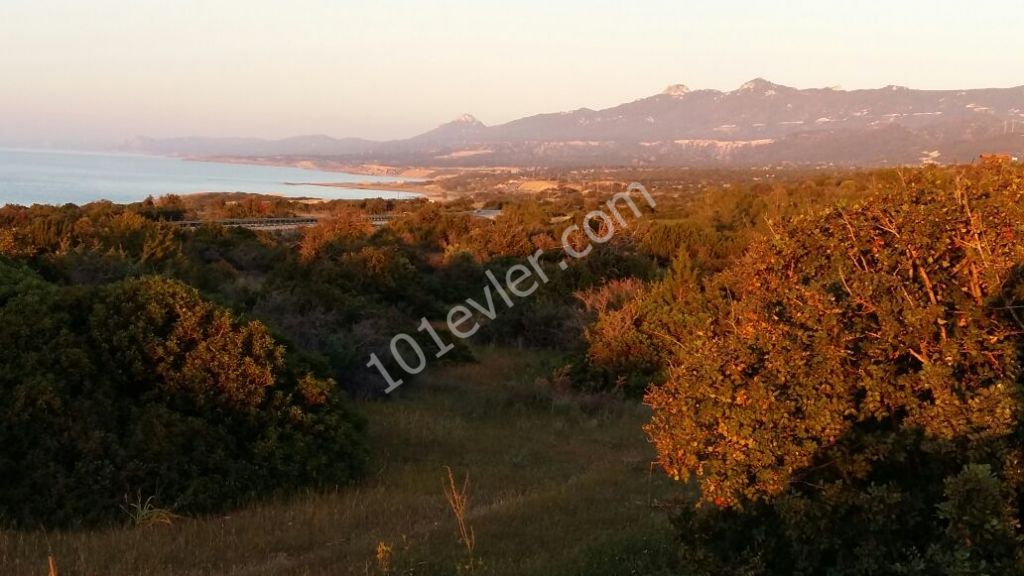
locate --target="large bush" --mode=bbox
[0,266,367,528]
[646,167,1024,574]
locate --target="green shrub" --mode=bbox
[647,166,1024,574]
[0,265,367,528]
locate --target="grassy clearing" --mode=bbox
[1,348,680,575]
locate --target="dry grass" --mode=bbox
[442,467,477,573]
[0,348,679,575]
[120,495,179,528]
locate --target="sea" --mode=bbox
[0,148,420,206]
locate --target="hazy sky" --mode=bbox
[2,0,1022,146]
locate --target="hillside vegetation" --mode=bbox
[1,350,677,576]
[3,163,1024,574]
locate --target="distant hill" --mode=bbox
[123,80,1024,167]
[406,114,488,144]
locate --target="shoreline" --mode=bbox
[187,155,452,201]
[185,155,438,179]
[283,180,448,201]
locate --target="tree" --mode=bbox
[646,167,1024,574]
[298,206,373,261]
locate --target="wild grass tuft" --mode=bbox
[374,541,393,575]
[120,494,178,528]
[443,466,478,573]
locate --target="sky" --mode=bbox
[1,0,1022,147]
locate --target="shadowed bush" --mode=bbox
[0,266,367,528]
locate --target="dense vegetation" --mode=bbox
[4,163,1024,573]
[0,267,367,527]
[640,166,1024,574]
[0,182,665,527]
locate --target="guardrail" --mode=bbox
[170,217,319,230]
[167,210,498,231]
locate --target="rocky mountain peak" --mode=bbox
[451,113,483,125]
[735,78,787,95]
[662,84,691,98]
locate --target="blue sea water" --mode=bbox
[0,148,420,206]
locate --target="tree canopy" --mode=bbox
[646,167,1024,574]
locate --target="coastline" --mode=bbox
[0,148,446,206]
[185,155,453,201]
[283,180,448,201]
[185,155,438,179]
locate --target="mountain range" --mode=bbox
[122,79,1024,167]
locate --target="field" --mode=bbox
[0,349,680,576]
